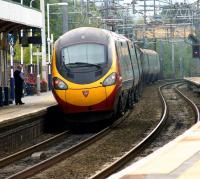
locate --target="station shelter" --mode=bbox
[0,0,44,106]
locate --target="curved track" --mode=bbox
[176,83,200,123]
[3,81,199,179]
[91,81,199,179]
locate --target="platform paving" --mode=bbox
[184,77,200,86]
[108,122,200,179]
[0,92,57,127]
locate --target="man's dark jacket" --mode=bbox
[14,70,24,87]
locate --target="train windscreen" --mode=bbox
[62,43,106,66]
[58,43,110,84]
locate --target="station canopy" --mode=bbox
[0,0,42,33]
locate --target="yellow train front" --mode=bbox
[52,27,133,121]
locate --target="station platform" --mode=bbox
[109,121,200,179]
[0,92,57,128]
[184,77,200,87]
[184,77,200,93]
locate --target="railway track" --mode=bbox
[1,112,129,179]
[1,81,198,179]
[14,82,163,179]
[0,105,65,158]
[91,81,199,178]
[0,131,69,168]
[177,83,200,121]
[176,83,200,124]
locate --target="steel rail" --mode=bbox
[6,112,129,179]
[90,81,199,179]
[0,131,69,168]
[90,82,170,179]
[175,83,200,123]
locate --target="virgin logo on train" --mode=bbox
[82,90,89,97]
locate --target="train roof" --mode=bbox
[55,27,131,47]
[140,48,158,55]
[110,31,131,41]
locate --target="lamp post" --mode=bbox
[40,0,47,86]
[47,2,68,90]
[20,0,23,72]
[9,35,14,102]
[36,46,41,95]
[30,0,35,75]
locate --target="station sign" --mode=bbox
[28,36,42,45]
[7,34,16,46]
[19,36,42,47]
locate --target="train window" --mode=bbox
[116,42,127,79]
[116,41,133,80]
[123,42,133,79]
[129,44,139,80]
[62,43,106,65]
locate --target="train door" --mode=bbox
[152,53,158,81]
[145,54,151,83]
[149,54,155,82]
[148,54,152,82]
[115,41,133,90]
[115,40,134,110]
[134,44,143,82]
[134,45,143,96]
[127,43,139,86]
[128,42,141,102]
[156,53,161,80]
[142,52,149,83]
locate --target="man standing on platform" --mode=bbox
[14,65,25,105]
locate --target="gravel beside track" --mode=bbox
[178,84,200,110]
[32,82,162,179]
[131,82,196,163]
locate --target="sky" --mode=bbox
[123,0,196,4]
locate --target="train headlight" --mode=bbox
[53,77,68,90]
[102,72,117,86]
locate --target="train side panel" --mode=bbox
[148,54,155,82]
[128,43,140,86]
[115,40,134,110]
[141,53,149,83]
[148,52,160,82]
[139,48,160,84]
[127,42,143,102]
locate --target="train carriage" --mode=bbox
[139,48,160,83]
[51,27,160,122]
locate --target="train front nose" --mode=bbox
[65,87,108,113]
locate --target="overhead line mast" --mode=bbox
[58,1,200,40]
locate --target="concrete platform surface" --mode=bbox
[184,77,200,86]
[109,122,200,179]
[0,92,57,127]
